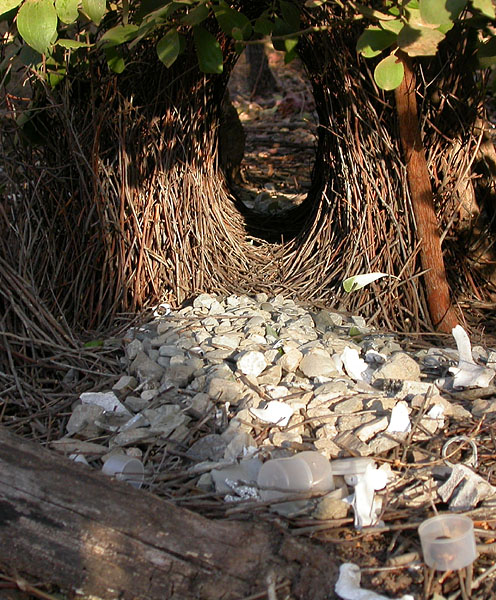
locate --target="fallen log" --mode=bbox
[0,427,337,599]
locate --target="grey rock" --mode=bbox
[66,404,104,437]
[112,375,138,397]
[277,348,303,373]
[163,364,196,388]
[299,348,339,378]
[130,351,165,382]
[187,434,227,461]
[126,338,143,361]
[371,352,421,383]
[207,377,244,404]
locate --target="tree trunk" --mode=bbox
[395,51,458,332]
[0,427,337,600]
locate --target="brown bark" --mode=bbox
[394,51,458,332]
[0,426,337,600]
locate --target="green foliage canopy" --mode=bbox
[0,0,495,90]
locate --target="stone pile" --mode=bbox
[55,293,496,520]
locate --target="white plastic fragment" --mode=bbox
[250,400,294,427]
[386,401,411,433]
[449,325,495,388]
[80,391,131,415]
[341,347,369,381]
[335,563,414,600]
[346,464,388,528]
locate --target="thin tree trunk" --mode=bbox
[395,50,458,332]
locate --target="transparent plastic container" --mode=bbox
[418,514,477,571]
[102,455,144,489]
[257,451,334,503]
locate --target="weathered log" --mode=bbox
[0,427,337,599]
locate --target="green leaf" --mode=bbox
[100,24,138,47]
[279,0,300,30]
[214,2,252,39]
[57,38,91,48]
[419,0,466,25]
[0,0,22,17]
[81,0,105,24]
[343,272,399,292]
[284,36,298,53]
[156,28,182,68]
[356,26,397,58]
[135,0,179,23]
[83,339,104,348]
[254,14,273,35]
[398,23,445,56]
[265,324,279,338]
[305,0,326,6]
[193,25,223,74]
[380,18,403,34]
[181,2,209,26]
[55,0,79,23]
[17,0,58,55]
[471,0,495,18]
[374,55,404,90]
[104,45,125,72]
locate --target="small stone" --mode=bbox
[333,431,372,456]
[130,351,165,382]
[277,348,303,373]
[313,488,349,520]
[257,365,282,386]
[186,434,227,461]
[188,392,214,415]
[270,429,303,446]
[354,416,389,442]
[237,350,267,377]
[371,352,421,383]
[163,364,196,388]
[80,391,130,415]
[313,436,342,459]
[299,348,339,378]
[112,375,138,397]
[333,396,364,414]
[367,432,406,455]
[140,389,158,401]
[126,338,143,361]
[203,348,235,363]
[124,396,150,412]
[207,377,244,405]
[211,334,242,350]
[159,345,184,357]
[66,404,104,437]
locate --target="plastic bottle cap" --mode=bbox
[418,514,476,571]
[102,455,144,489]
